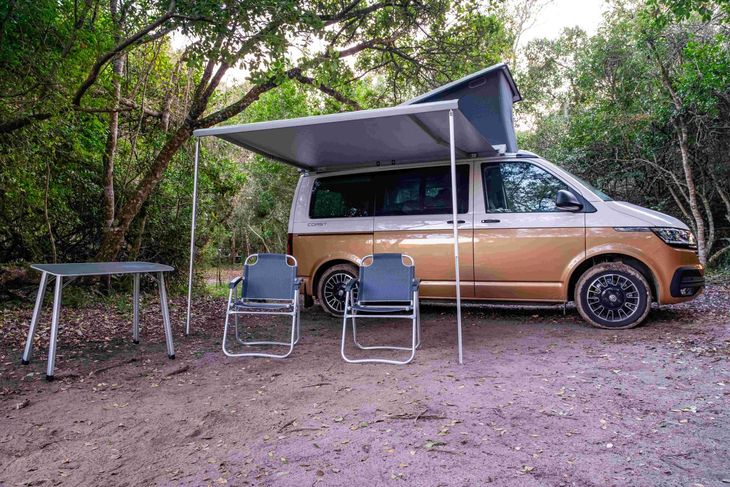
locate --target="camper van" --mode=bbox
[286,152,704,329]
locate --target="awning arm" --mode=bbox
[449,109,464,365]
[185,137,201,336]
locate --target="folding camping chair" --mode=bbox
[222,253,301,358]
[341,253,421,365]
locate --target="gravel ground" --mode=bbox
[0,280,728,486]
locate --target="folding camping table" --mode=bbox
[21,262,176,381]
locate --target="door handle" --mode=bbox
[447,220,466,224]
[481,219,500,223]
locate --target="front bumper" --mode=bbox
[670,267,705,298]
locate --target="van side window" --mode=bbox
[310,175,373,218]
[482,162,568,213]
[376,165,469,216]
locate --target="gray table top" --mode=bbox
[31,262,174,277]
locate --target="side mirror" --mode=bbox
[556,189,583,212]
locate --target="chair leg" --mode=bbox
[351,311,415,352]
[223,294,298,359]
[340,292,351,362]
[415,293,421,349]
[294,294,301,345]
[222,288,235,355]
[341,291,417,365]
[290,288,301,346]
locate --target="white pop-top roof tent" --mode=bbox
[186,63,521,363]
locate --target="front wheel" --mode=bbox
[317,264,358,317]
[575,262,651,329]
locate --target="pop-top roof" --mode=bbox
[403,63,520,153]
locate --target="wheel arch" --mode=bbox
[312,259,359,298]
[567,253,658,302]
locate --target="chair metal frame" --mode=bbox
[222,254,301,359]
[341,254,421,365]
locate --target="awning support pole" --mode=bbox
[185,137,201,336]
[448,109,464,364]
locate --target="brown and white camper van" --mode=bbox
[227,64,701,330]
[190,63,703,331]
[286,152,704,329]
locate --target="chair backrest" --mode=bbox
[358,253,414,303]
[242,253,297,301]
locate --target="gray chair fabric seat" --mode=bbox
[222,253,301,359]
[232,300,295,311]
[341,253,421,365]
[350,303,413,313]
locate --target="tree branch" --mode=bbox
[292,72,362,109]
[197,37,384,127]
[72,0,178,106]
[320,1,391,26]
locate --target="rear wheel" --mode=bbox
[317,264,358,317]
[575,262,651,329]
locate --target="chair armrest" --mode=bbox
[293,278,303,290]
[229,276,243,289]
[345,278,359,292]
[411,278,421,291]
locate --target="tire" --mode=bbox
[575,262,651,329]
[317,264,358,317]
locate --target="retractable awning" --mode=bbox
[193,99,496,172]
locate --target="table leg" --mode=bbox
[132,273,140,344]
[158,272,175,359]
[46,275,63,381]
[21,272,49,365]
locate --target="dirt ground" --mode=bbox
[0,281,729,487]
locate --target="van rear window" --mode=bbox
[310,165,469,219]
[310,175,374,218]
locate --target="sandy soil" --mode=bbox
[0,283,728,487]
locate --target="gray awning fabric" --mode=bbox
[193,99,496,172]
[403,63,520,153]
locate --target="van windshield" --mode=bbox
[572,175,612,201]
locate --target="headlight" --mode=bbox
[651,227,697,249]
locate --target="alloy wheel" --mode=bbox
[586,273,640,323]
[322,272,357,313]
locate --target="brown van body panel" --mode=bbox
[473,226,585,301]
[293,233,372,295]
[294,228,703,305]
[584,227,703,304]
[374,229,475,298]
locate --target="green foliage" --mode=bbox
[518,0,730,266]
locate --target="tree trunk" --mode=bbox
[674,118,706,264]
[101,54,123,234]
[44,160,57,263]
[231,232,236,265]
[131,205,148,260]
[95,123,193,261]
[99,0,122,281]
[649,40,708,265]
